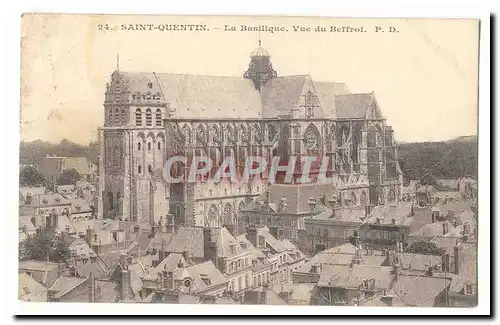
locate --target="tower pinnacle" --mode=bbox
[243,40,277,90]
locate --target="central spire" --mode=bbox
[243,39,277,91]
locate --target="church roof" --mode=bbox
[119,71,380,120]
[260,75,308,118]
[120,72,262,119]
[335,93,375,119]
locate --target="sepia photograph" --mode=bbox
[15,12,487,315]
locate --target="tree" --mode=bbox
[57,168,81,185]
[20,166,46,187]
[405,240,445,256]
[19,228,71,263]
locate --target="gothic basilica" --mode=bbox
[97,41,403,236]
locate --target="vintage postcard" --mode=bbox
[18,14,481,313]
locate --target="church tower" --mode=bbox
[243,40,277,90]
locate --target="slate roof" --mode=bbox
[310,207,365,223]
[296,243,385,273]
[69,198,92,214]
[260,75,307,118]
[318,264,394,290]
[19,215,36,233]
[19,260,60,287]
[184,261,228,292]
[361,289,406,307]
[236,234,266,259]
[29,193,71,207]
[19,187,47,202]
[392,274,448,307]
[272,283,316,304]
[57,185,75,195]
[49,276,87,299]
[449,242,476,293]
[18,273,48,301]
[369,203,414,227]
[246,183,338,215]
[163,227,204,259]
[335,93,377,119]
[383,253,442,272]
[143,253,187,281]
[121,72,262,119]
[410,221,453,238]
[314,81,350,116]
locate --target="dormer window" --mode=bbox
[42,199,48,205]
[55,198,60,203]
[147,82,153,89]
[76,205,81,212]
[200,274,211,286]
[465,284,475,295]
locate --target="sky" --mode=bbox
[20,14,479,145]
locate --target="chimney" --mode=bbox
[381,291,394,306]
[182,251,190,265]
[278,290,292,303]
[166,214,175,233]
[454,245,460,275]
[311,263,322,274]
[264,188,271,205]
[315,243,325,254]
[226,224,237,237]
[203,228,218,268]
[365,205,373,218]
[85,227,94,246]
[426,265,434,276]
[247,226,258,247]
[386,250,394,266]
[88,272,96,303]
[268,226,278,239]
[442,222,449,235]
[278,197,288,212]
[392,263,400,282]
[441,254,450,272]
[411,205,415,216]
[260,290,267,305]
[391,218,396,226]
[308,197,317,212]
[119,252,132,301]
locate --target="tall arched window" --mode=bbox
[138,165,142,174]
[145,108,152,126]
[148,165,153,173]
[137,142,141,151]
[157,141,161,150]
[148,142,151,151]
[155,109,162,126]
[135,109,142,126]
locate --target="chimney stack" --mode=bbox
[203,228,218,267]
[119,252,132,301]
[454,245,460,275]
[247,226,258,248]
[381,291,394,306]
[442,222,449,235]
[441,253,450,272]
[88,272,96,303]
[308,197,317,212]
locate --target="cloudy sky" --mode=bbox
[20,14,479,144]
